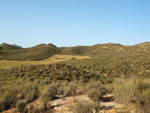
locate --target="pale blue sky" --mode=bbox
[0,0,150,47]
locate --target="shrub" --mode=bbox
[2,91,17,110]
[41,83,59,101]
[57,86,65,95]
[71,57,77,60]
[40,96,52,110]
[16,101,27,112]
[76,84,86,95]
[86,81,103,90]
[72,101,99,113]
[86,81,107,101]
[19,84,39,103]
[19,73,25,77]
[26,87,39,103]
[134,82,150,113]
[64,83,77,96]
[136,81,150,92]
[87,89,103,101]
[0,101,4,112]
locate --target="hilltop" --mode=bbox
[0,43,22,50]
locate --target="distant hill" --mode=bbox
[0,43,22,50]
[0,42,150,61]
[60,42,150,57]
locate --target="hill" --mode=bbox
[0,43,59,61]
[0,42,150,61]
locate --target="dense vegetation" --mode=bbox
[0,63,102,82]
[65,52,150,78]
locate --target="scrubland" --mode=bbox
[0,42,150,113]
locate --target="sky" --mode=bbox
[0,0,150,47]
